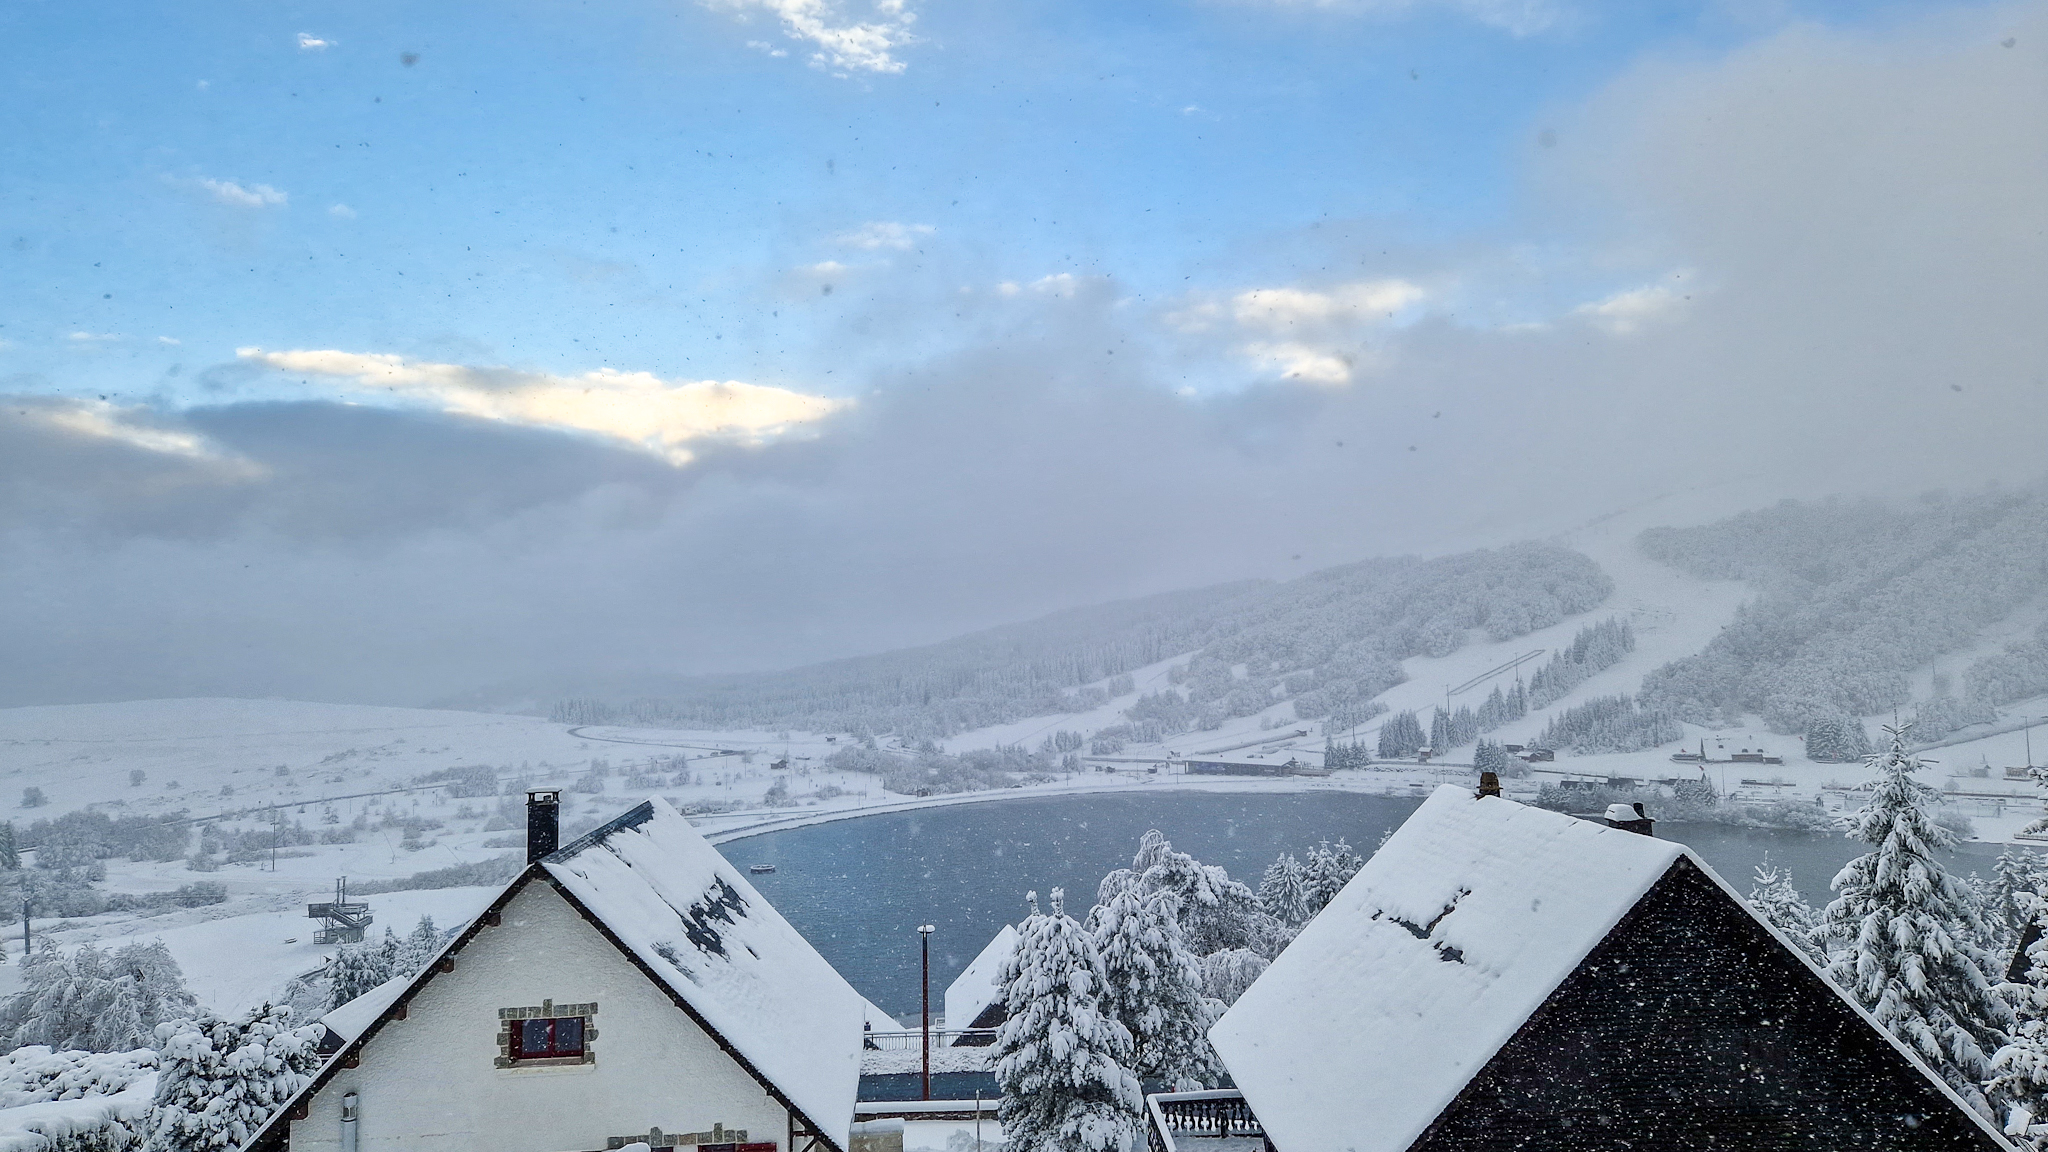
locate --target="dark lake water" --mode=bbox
[715,790,2007,1017]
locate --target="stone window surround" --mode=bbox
[496,999,598,1068]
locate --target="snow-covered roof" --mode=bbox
[1209,785,1686,1152]
[943,924,1018,1031]
[316,974,410,1046]
[544,798,865,1149]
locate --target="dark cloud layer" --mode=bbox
[4,4,2045,707]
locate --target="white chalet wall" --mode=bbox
[289,881,793,1152]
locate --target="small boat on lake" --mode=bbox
[749,863,777,874]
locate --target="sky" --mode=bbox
[2,0,2045,706]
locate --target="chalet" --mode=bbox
[1208,784,2014,1152]
[245,792,866,1152]
[940,925,1018,1045]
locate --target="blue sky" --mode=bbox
[1,0,1932,398]
[2,0,2043,704]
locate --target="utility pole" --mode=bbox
[919,923,936,1101]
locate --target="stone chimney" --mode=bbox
[527,790,562,862]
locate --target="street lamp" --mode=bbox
[918,924,936,1101]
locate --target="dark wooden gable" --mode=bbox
[1412,855,2008,1152]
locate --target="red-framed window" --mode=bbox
[508,1016,586,1059]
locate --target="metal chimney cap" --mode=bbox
[528,790,561,804]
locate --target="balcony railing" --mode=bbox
[1145,1090,1273,1152]
[861,1028,1001,1050]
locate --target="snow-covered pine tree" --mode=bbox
[1995,849,2048,944]
[145,1003,323,1152]
[1096,831,1267,956]
[1256,853,1309,928]
[1301,838,1364,915]
[0,941,198,1051]
[1967,872,2014,960]
[396,915,442,977]
[1473,739,1510,778]
[324,940,393,1010]
[1993,896,2048,1145]
[1199,949,1268,1006]
[1377,711,1424,759]
[1090,888,1218,1088]
[1823,724,2013,1113]
[1745,856,1824,965]
[995,889,1142,1152]
[1428,709,1452,752]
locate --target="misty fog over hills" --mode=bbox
[490,483,2048,762]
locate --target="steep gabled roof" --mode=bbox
[1211,785,2011,1152]
[242,799,863,1152]
[1212,786,1685,1152]
[543,798,866,1144]
[943,924,1018,1031]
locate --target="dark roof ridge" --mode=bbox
[546,799,657,863]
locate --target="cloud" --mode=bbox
[746,39,790,57]
[834,221,935,250]
[235,348,852,465]
[297,33,333,51]
[1229,280,1428,333]
[18,398,256,472]
[3,3,2046,710]
[709,0,918,74]
[329,203,357,219]
[1166,278,1429,384]
[157,336,181,346]
[67,332,122,343]
[1573,271,1694,334]
[196,178,288,209]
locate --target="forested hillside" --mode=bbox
[1638,485,2048,734]
[546,543,1613,741]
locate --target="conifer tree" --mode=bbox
[1823,724,2012,1113]
[1257,854,1309,928]
[1745,856,1823,964]
[1377,711,1425,759]
[146,1002,322,1152]
[1199,949,1268,1006]
[0,940,197,1051]
[1994,849,2048,944]
[1096,831,1265,956]
[1993,897,2048,1146]
[1090,888,1218,1088]
[1473,739,1510,777]
[1301,838,1364,915]
[396,915,443,977]
[995,889,1142,1152]
[325,940,394,1010]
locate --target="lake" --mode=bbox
[715,789,2009,1017]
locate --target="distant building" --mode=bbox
[248,793,865,1152]
[1208,785,2010,1152]
[1184,758,1328,778]
[942,925,1019,1045]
